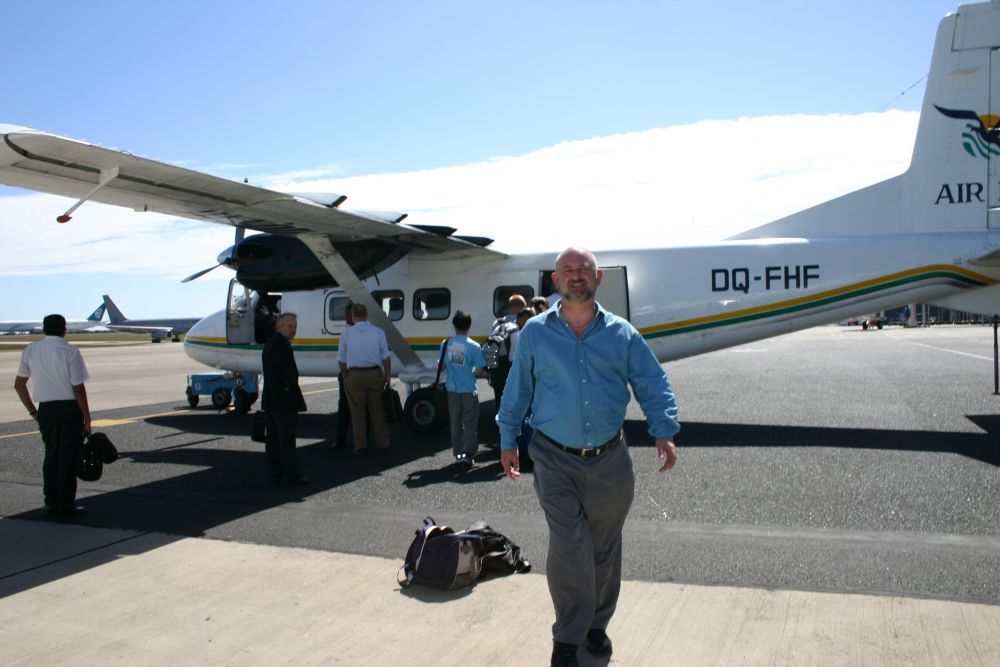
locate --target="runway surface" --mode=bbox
[2,324,998,604]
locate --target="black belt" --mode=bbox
[351,366,381,370]
[539,430,620,458]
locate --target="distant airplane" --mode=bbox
[0,304,106,335]
[102,295,201,343]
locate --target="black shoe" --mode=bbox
[352,448,368,456]
[51,505,87,519]
[282,475,310,487]
[331,439,346,450]
[551,641,578,667]
[584,629,612,657]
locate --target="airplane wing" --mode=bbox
[0,126,501,258]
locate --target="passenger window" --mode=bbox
[493,285,534,317]
[327,296,352,321]
[372,290,404,321]
[413,288,451,321]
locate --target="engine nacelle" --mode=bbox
[233,234,408,291]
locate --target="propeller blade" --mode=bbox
[181,264,220,283]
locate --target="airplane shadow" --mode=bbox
[622,416,1000,465]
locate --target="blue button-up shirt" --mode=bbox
[497,302,679,450]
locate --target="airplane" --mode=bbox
[101,294,202,343]
[0,304,106,335]
[0,1,998,428]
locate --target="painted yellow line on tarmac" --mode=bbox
[1,409,192,440]
[2,393,339,441]
[1,429,40,440]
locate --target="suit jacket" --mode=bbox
[261,332,307,413]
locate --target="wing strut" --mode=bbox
[56,166,119,223]
[298,234,424,370]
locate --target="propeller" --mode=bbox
[181,226,246,283]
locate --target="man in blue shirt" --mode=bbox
[498,247,679,667]
[440,310,486,465]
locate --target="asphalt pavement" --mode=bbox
[1,324,999,665]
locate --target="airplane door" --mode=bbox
[598,266,630,321]
[226,279,254,345]
[990,49,1000,228]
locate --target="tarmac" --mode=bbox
[2,519,999,666]
[2,328,1000,665]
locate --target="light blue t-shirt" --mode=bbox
[441,334,486,395]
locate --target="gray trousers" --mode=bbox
[447,391,480,458]
[529,430,634,644]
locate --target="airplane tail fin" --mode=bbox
[732,2,1000,240]
[87,304,106,322]
[102,295,127,324]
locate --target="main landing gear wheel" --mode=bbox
[403,386,448,433]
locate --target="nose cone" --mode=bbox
[183,310,227,368]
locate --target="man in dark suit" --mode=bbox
[261,312,308,486]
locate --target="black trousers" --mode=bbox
[265,410,300,483]
[336,372,351,444]
[37,400,83,512]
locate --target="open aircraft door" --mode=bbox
[599,266,631,321]
[226,279,254,345]
[990,48,1000,229]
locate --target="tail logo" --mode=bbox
[935,105,1000,159]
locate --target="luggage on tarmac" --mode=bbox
[398,517,530,590]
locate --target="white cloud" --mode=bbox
[0,110,919,278]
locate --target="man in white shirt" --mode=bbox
[14,314,92,518]
[336,304,392,454]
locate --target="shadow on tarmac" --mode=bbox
[4,405,997,599]
[658,416,1000,465]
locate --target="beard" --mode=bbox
[559,283,595,303]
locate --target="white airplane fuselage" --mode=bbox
[183,230,1000,379]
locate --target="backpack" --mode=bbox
[481,321,517,372]
[398,518,531,589]
[398,517,484,590]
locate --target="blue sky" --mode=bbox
[0,0,961,319]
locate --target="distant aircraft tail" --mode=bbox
[102,294,127,324]
[732,1,1000,240]
[87,303,106,322]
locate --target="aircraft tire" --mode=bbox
[211,388,231,410]
[403,386,448,433]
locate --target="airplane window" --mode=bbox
[372,290,404,321]
[493,285,534,317]
[413,288,450,321]
[327,296,352,321]
[538,270,556,300]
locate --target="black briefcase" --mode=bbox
[250,411,267,443]
[383,386,404,423]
